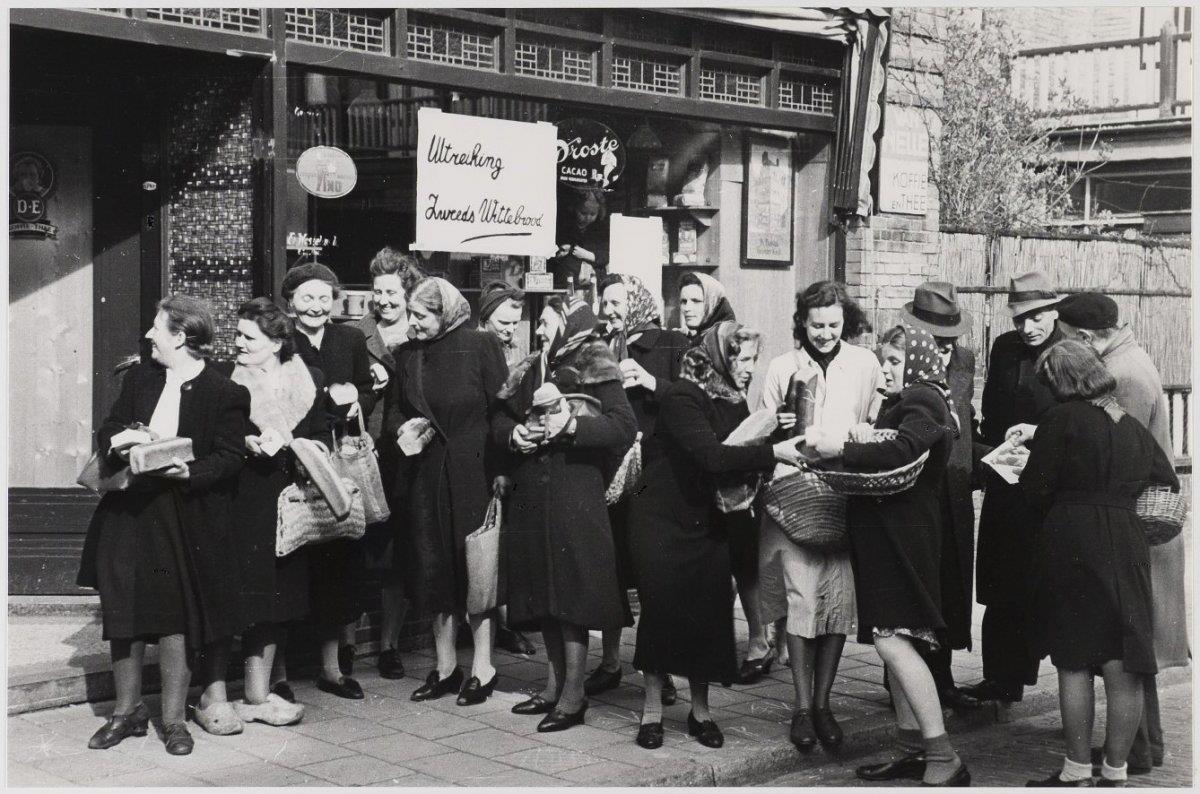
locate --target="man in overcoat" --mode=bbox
[900,283,983,711]
[961,272,1063,705]
[1057,292,1188,774]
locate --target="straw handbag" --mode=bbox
[276,477,366,557]
[465,493,503,615]
[1136,485,1188,546]
[803,429,929,497]
[605,432,643,506]
[761,469,848,552]
[331,411,390,525]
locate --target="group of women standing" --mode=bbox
[78,256,1179,784]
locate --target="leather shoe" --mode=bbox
[411,667,463,702]
[316,675,364,700]
[636,721,664,749]
[88,702,150,749]
[790,710,817,751]
[162,722,194,756]
[378,649,405,680]
[960,679,1022,703]
[857,752,927,781]
[1090,748,1150,776]
[583,665,622,695]
[924,763,971,787]
[537,702,588,732]
[338,644,356,676]
[941,686,983,711]
[1025,772,1095,787]
[496,627,537,656]
[456,673,497,706]
[812,707,843,750]
[271,681,296,704]
[687,712,724,748]
[736,651,775,685]
[660,675,677,706]
[512,694,557,715]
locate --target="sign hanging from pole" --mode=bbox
[414,108,557,256]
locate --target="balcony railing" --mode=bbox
[1012,23,1192,121]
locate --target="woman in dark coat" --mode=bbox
[227,297,325,729]
[78,295,249,756]
[807,323,968,787]
[678,271,736,343]
[586,273,691,701]
[496,296,636,732]
[385,277,510,706]
[1017,341,1178,787]
[628,321,803,750]
[277,262,377,700]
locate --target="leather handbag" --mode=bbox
[465,493,502,615]
[331,411,390,524]
[76,451,133,495]
[605,432,643,506]
[276,477,366,557]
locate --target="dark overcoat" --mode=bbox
[974,327,1062,606]
[232,365,328,628]
[385,325,509,616]
[495,340,637,630]
[843,383,955,644]
[354,314,398,441]
[628,361,776,682]
[607,326,692,600]
[940,345,978,649]
[78,361,249,645]
[293,321,376,626]
[1020,400,1178,674]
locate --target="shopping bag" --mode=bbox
[465,494,502,615]
[331,411,390,524]
[291,438,354,521]
[276,477,366,557]
[76,451,133,495]
[605,432,643,506]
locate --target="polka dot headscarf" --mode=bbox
[900,322,948,388]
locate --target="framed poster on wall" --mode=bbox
[741,134,794,267]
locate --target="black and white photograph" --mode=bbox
[5,3,1193,788]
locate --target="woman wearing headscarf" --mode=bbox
[384,277,510,706]
[678,271,736,343]
[496,296,636,732]
[78,296,249,755]
[1017,341,1178,787]
[627,321,806,750]
[805,323,967,787]
[276,262,376,701]
[585,273,692,701]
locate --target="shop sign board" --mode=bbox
[10,150,59,239]
[878,106,930,215]
[295,146,357,199]
[556,118,625,190]
[415,108,557,256]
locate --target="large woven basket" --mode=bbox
[803,429,928,497]
[1136,485,1188,546]
[761,470,848,553]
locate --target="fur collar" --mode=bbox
[679,346,744,403]
[232,357,317,440]
[497,339,622,400]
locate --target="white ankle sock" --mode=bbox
[1101,759,1128,782]
[1060,756,1093,782]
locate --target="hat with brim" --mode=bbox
[1007,271,1060,318]
[901,281,973,338]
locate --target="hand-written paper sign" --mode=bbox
[414,108,557,256]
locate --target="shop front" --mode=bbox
[9,7,888,596]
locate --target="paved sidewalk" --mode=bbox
[5,610,1070,788]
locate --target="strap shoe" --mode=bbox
[88,703,150,750]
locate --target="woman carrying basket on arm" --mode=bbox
[805,323,968,787]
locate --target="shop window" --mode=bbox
[285,8,388,54]
[513,36,597,84]
[145,8,264,35]
[778,77,836,116]
[698,66,765,106]
[406,16,499,71]
[612,50,686,96]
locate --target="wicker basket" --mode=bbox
[761,470,848,553]
[1136,486,1188,546]
[803,429,929,497]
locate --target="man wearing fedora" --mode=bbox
[1057,292,1186,775]
[898,283,985,713]
[962,271,1064,705]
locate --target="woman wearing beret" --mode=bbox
[274,261,377,701]
[78,295,249,755]
[385,277,510,706]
